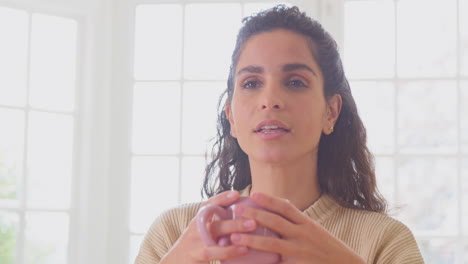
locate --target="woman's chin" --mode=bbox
[252,151,291,164]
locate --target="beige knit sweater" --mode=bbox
[135,186,425,264]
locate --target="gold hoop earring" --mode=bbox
[330,126,334,133]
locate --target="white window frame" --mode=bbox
[341,0,467,262]
[0,0,114,264]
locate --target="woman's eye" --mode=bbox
[242,80,260,89]
[287,79,307,88]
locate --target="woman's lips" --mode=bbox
[254,120,290,132]
[255,128,289,140]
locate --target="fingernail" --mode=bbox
[243,220,255,228]
[237,246,248,255]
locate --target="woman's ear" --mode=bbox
[225,102,237,138]
[323,94,342,135]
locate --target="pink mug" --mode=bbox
[196,196,281,264]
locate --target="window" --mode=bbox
[344,0,468,262]
[0,6,78,264]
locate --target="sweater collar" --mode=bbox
[239,185,339,224]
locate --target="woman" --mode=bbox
[135,5,424,264]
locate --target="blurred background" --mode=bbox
[0,0,466,263]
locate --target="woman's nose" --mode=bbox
[262,104,280,109]
[262,103,280,110]
[260,83,284,110]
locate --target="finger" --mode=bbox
[192,245,248,261]
[230,233,296,257]
[234,205,297,238]
[250,192,307,224]
[203,190,240,207]
[209,218,257,238]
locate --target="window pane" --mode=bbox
[0,211,19,264]
[130,157,179,233]
[350,81,394,154]
[397,0,457,77]
[24,212,69,264]
[418,239,456,264]
[129,235,144,264]
[182,82,224,155]
[181,157,205,204]
[397,81,457,154]
[27,111,73,209]
[0,108,24,204]
[397,158,457,236]
[375,157,394,206]
[243,2,291,17]
[463,158,468,235]
[462,81,468,153]
[184,4,241,80]
[344,0,395,78]
[0,7,28,107]
[461,0,468,76]
[134,5,182,80]
[132,82,181,155]
[29,14,77,112]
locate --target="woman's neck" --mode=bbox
[249,155,321,211]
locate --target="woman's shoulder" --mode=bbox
[135,201,206,263]
[319,197,418,245]
[145,201,204,243]
[335,207,417,251]
[334,205,413,234]
[153,201,205,231]
[313,195,408,233]
[326,205,424,263]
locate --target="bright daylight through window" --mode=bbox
[344,0,468,262]
[0,6,77,264]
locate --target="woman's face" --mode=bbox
[226,29,341,165]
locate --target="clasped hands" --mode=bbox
[227,192,366,264]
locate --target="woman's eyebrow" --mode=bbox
[236,65,263,76]
[283,63,317,76]
[236,64,317,76]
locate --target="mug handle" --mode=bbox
[196,204,231,246]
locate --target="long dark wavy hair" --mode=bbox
[202,5,387,213]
